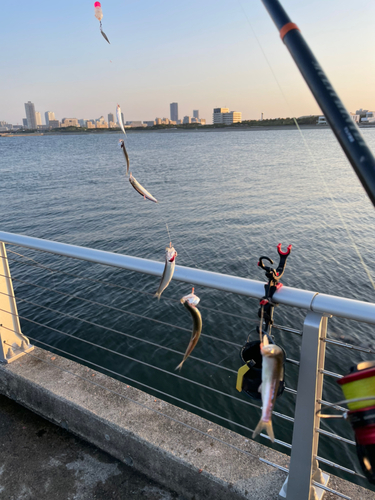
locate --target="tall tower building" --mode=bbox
[193,110,199,119]
[108,113,114,123]
[45,111,55,126]
[35,112,42,126]
[170,102,178,122]
[25,101,37,129]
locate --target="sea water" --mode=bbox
[1,127,375,486]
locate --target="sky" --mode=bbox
[1,0,374,125]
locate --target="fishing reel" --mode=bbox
[318,361,375,484]
[236,244,292,398]
[338,361,375,484]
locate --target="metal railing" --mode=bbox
[1,230,374,500]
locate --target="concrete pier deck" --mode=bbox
[0,347,374,500]
[0,394,180,500]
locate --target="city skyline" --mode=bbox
[1,1,373,125]
[16,100,209,129]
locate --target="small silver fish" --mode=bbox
[129,173,158,203]
[252,336,284,443]
[176,290,202,371]
[116,104,126,136]
[154,245,177,299]
[119,140,130,175]
[100,28,110,44]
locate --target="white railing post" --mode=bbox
[0,242,33,363]
[280,311,329,500]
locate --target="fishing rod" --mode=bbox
[261,0,375,209]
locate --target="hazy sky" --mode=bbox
[2,0,374,124]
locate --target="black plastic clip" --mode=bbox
[257,243,292,339]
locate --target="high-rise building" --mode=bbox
[35,112,42,126]
[170,103,178,122]
[24,101,37,129]
[22,118,28,128]
[48,120,60,129]
[213,108,241,125]
[193,110,199,119]
[45,111,55,126]
[108,113,114,124]
[61,118,80,127]
[183,116,191,124]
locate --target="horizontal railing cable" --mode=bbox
[21,335,292,446]
[0,307,295,437]
[0,292,300,412]
[11,297,240,372]
[311,481,351,500]
[4,342,293,471]
[320,369,343,380]
[318,399,347,413]
[0,286,241,351]
[316,456,366,479]
[10,280,305,364]
[0,284,300,391]
[1,288,241,371]
[4,258,305,336]
[324,336,375,356]
[317,428,355,446]
[273,324,302,336]
[4,257,262,326]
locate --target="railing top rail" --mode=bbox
[1,230,375,325]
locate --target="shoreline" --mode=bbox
[2,123,374,137]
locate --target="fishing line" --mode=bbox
[292,117,375,290]
[238,1,375,292]
[318,396,375,419]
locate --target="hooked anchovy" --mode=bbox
[100,27,110,44]
[252,337,284,443]
[154,245,177,299]
[120,140,130,175]
[176,293,202,371]
[129,173,158,203]
[116,104,126,136]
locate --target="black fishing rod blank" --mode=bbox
[261,0,375,209]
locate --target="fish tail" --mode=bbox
[252,418,275,443]
[153,292,161,300]
[175,359,185,371]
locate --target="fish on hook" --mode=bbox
[94,2,110,44]
[252,335,284,443]
[154,244,177,300]
[119,140,129,175]
[129,173,158,203]
[116,104,126,136]
[176,289,202,371]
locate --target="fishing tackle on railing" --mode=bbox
[176,288,202,371]
[129,173,158,203]
[236,243,291,443]
[319,360,375,485]
[94,2,110,44]
[154,243,177,300]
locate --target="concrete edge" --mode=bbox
[0,347,373,500]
